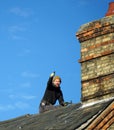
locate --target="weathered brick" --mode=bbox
[77,15,114,103]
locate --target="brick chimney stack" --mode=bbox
[105,2,114,16]
[76,3,114,104]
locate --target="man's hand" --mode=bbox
[50,71,55,77]
[41,102,45,106]
[63,101,72,106]
[63,102,69,106]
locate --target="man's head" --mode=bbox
[52,76,61,87]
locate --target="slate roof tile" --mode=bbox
[0,98,113,130]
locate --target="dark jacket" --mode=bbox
[41,76,64,106]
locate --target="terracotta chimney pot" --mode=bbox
[105,2,114,16]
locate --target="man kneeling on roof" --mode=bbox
[39,71,68,113]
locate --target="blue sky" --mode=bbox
[0,0,112,121]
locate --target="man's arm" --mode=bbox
[58,91,65,106]
[47,72,55,88]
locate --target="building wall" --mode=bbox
[76,15,114,103]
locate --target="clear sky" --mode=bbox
[0,0,112,121]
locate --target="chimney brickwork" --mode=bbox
[76,12,114,103]
[105,2,114,16]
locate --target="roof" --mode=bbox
[0,98,113,130]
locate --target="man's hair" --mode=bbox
[52,76,61,83]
